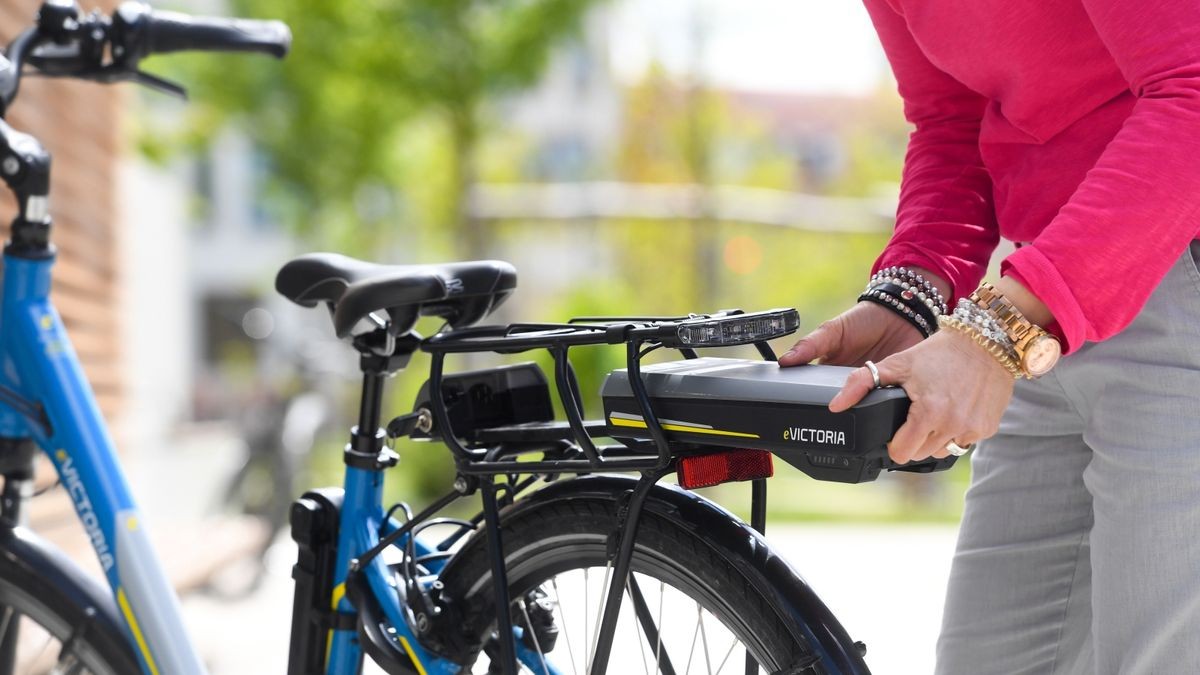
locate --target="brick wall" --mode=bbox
[1,0,124,422]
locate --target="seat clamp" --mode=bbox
[344,427,399,470]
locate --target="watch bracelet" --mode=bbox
[859,290,933,338]
[937,315,1024,379]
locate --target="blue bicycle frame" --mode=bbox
[0,249,556,675]
[0,250,206,674]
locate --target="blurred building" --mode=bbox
[500,7,623,181]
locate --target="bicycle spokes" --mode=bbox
[486,569,761,675]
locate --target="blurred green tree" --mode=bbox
[161,0,603,255]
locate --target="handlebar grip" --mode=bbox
[112,2,290,60]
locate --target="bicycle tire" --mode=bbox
[438,486,821,675]
[0,552,140,674]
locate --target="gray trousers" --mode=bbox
[935,244,1200,674]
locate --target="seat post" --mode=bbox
[343,327,424,470]
[342,331,406,471]
[357,370,384,436]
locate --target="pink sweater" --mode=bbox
[865,0,1200,354]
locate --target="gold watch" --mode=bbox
[970,282,1061,378]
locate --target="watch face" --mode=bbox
[1023,335,1062,377]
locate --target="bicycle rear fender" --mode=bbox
[0,525,134,656]
[492,474,872,675]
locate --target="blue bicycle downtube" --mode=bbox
[1,253,208,675]
[326,465,466,675]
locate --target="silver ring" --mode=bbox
[864,360,882,389]
[945,441,974,457]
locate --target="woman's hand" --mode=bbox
[828,327,1015,464]
[778,301,925,368]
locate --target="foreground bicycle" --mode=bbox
[272,256,956,675]
[0,3,959,674]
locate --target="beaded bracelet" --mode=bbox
[866,266,948,317]
[858,288,934,337]
[951,298,1014,351]
[937,315,1023,379]
[874,282,938,329]
[860,266,946,338]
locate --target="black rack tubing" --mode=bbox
[429,474,537,553]
[423,326,611,354]
[568,314,691,324]
[588,470,665,675]
[455,443,663,474]
[478,440,655,462]
[745,338,775,675]
[426,351,489,463]
[456,457,661,475]
[552,346,602,464]
[754,340,778,361]
[480,477,519,675]
[624,339,674,467]
[422,322,675,355]
[628,575,678,675]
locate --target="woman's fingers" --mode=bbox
[829,353,906,413]
[779,319,843,367]
[919,428,957,461]
[828,365,877,412]
[888,405,939,464]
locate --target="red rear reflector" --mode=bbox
[677,450,773,490]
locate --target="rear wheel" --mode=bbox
[0,558,138,674]
[438,495,820,675]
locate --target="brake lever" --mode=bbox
[130,69,187,99]
[73,64,188,99]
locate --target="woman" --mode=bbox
[779,1,1200,672]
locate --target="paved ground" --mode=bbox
[179,522,958,675]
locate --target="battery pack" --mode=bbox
[600,357,957,483]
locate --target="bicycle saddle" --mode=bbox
[275,253,517,337]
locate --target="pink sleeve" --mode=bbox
[863,0,999,302]
[1002,0,1200,354]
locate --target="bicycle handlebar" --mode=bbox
[0,0,291,110]
[0,0,290,254]
[110,3,290,61]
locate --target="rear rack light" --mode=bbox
[670,308,799,348]
[677,449,773,490]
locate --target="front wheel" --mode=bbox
[437,487,823,675]
[0,537,140,674]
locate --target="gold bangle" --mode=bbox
[937,315,1024,379]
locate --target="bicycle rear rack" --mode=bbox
[420,315,782,474]
[406,313,785,675]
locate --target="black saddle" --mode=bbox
[275,253,517,337]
